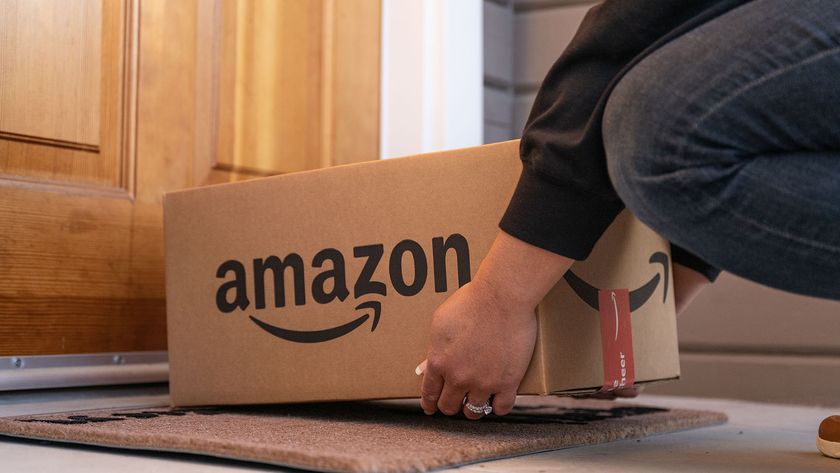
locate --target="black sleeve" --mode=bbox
[498,0,746,282]
[671,243,722,281]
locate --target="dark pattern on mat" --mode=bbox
[16,407,222,425]
[0,397,726,473]
[15,404,666,426]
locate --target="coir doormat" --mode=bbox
[0,396,725,472]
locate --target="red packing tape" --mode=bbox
[597,289,635,392]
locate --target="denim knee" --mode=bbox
[603,72,690,237]
[603,80,648,223]
[602,67,733,251]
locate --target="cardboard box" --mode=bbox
[164,140,679,406]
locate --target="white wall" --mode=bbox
[379,0,483,159]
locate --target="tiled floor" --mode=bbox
[0,385,837,472]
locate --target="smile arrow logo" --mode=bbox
[249,300,382,344]
[563,252,669,311]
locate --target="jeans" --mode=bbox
[603,0,840,300]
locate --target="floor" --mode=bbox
[0,385,837,472]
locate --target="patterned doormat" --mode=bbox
[0,396,726,472]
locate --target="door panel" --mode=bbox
[1,0,159,356]
[219,0,325,174]
[0,0,380,357]
[0,0,132,190]
[0,0,101,146]
[215,0,380,177]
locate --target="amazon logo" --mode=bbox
[214,235,471,343]
[562,252,669,392]
[563,252,670,311]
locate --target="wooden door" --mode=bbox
[0,0,380,357]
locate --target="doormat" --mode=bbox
[0,396,725,472]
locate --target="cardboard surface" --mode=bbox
[164,140,679,406]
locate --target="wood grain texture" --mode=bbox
[0,0,135,190]
[218,0,325,174]
[0,297,167,355]
[0,186,166,355]
[1,0,382,356]
[326,0,380,167]
[0,0,164,356]
[134,0,197,201]
[0,0,101,146]
[214,0,380,177]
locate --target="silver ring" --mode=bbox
[463,398,493,415]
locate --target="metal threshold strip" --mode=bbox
[0,352,168,391]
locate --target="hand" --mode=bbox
[417,231,574,419]
[418,278,538,419]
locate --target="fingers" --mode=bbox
[437,382,468,416]
[417,359,518,419]
[418,359,490,418]
[491,390,516,416]
[462,389,493,420]
[419,363,444,415]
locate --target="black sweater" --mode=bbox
[499,0,752,281]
